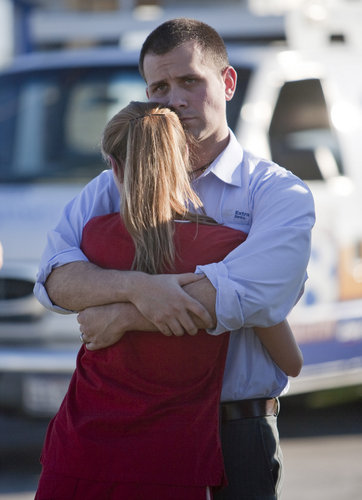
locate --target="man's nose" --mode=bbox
[167,87,187,108]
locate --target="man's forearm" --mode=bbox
[45,261,141,311]
[183,277,217,328]
[45,262,216,334]
[79,278,217,350]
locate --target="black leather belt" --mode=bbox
[221,397,279,421]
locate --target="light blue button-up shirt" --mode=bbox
[34,131,315,401]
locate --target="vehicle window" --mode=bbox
[0,67,145,183]
[268,79,344,180]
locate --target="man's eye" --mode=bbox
[153,84,167,94]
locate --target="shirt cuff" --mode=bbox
[195,261,246,335]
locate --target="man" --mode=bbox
[34,18,315,499]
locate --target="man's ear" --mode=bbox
[223,66,237,102]
[109,156,124,183]
[108,155,118,174]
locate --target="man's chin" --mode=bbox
[182,123,203,140]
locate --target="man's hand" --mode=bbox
[77,303,128,351]
[77,299,173,351]
[129,273,213,336]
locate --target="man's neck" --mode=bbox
[190,131,230,174]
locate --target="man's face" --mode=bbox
[143,41,235,147]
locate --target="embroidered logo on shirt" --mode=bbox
[234,210,250,222]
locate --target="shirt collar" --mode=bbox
[206,129,244,187]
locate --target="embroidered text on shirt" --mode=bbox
[234,210,250,222]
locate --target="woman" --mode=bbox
[35,102,302,500]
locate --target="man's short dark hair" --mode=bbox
[139,18,229,80]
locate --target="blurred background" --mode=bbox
[0,0,361,498]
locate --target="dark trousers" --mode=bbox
[213,414,283,500]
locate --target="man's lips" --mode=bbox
[180,117,197,128]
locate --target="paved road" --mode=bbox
[281,434,362,500]
[0,393,361,499]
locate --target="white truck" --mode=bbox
[1,7,361,416]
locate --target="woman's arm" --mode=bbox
[254,320,303,377]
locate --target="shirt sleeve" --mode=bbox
[196,166,315,333]
[33,170,120,312]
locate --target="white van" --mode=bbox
[0,34,361,416]
[230,43,362,394]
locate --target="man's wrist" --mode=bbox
[117,302,157,333]
[183,276,217,327]
[123,271,148,305]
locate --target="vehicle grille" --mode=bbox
[0,278,34,300]
[0,276,43,321]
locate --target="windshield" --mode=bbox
[0,66,146,183]
[0,64,251,183]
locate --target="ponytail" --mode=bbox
[101,102,216,273]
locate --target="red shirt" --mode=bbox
[41,215,246,487]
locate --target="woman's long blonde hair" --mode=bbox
[101,101,215,274]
